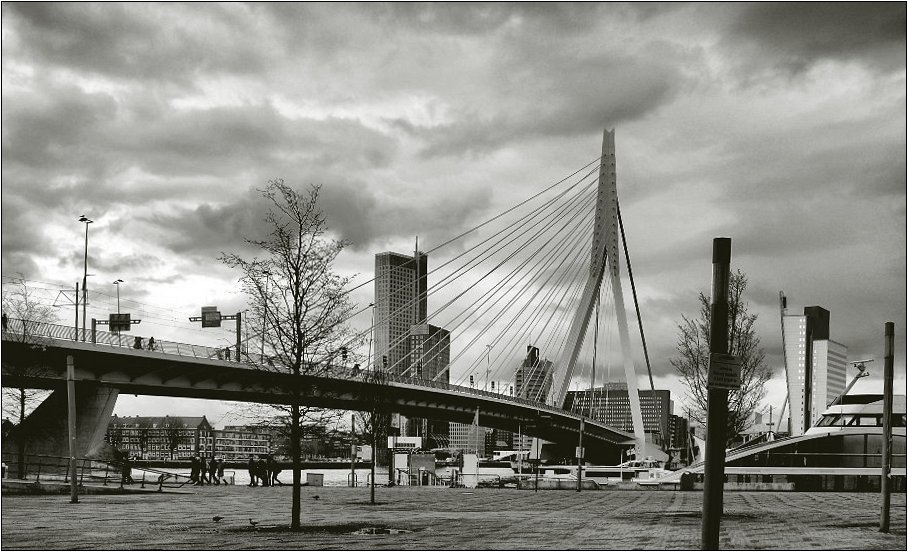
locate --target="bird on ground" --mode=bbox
[212,516,224,522]
[249,518,259,527]
[312,495,320,500]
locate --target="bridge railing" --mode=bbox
[3,318,593,427]
[0,452,194,491]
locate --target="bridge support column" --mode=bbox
[2,382,119,466]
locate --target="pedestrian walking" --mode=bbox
[256,455,269,487]
[217,458,225,484]
[198,456,209,485]
[120,456,134,485]
[268,456,282,486]
[189,454,200,484]
[225,347,231,360]
[133,336,143,349]
[147,336,156,351]
[247,455,258,487]
[208,457,219,485]
[1,312,8,331]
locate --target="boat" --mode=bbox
[530,457,673,487]
[651,393,906,491]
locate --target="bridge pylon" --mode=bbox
[551,129,646,454]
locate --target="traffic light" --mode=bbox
[491,381,495,391]
[469,375,474,387]
[341,347,347,361]
[382,355,388,368]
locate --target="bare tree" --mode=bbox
[2,275,58,477]
[670,269,772,445]
[355,367,391,504]
[163,416,188,460]
[220,180,358,530]
[135,418,154,460]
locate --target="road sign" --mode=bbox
[109,313,131,332]
[575,446,585,459]
[708,352,742,390]
[201,306,221,328]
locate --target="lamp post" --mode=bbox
[260,271,270,364]
[78,215,93,341]
[113,279,124,313]
[367,303,375,371]
[485,344,491,392]
[113,279,124,336]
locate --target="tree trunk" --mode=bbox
[290,400,301,529]
[370,430,376,504]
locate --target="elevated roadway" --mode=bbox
[2,320,634,461]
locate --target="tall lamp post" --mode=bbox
[260,271,270,363]
[113,279,124,313]
[367,303,375,371]
[78,215,93,341]
[113,279,124,336]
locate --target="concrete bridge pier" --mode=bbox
[2,382,119,470]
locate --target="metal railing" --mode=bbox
[1,452,194,491]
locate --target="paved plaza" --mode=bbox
[1,485,905,550]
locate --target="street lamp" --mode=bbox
[113,279,124,313]
[260,270,271,364]
[78,215,93,341]
[367,303,375,371]
[485,344,491,392]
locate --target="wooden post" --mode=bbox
[66,355,79,503]
[350,414,357,487]
[235,312,242,361]
[576,417,584,492]
[880,322,894,533]
[702,238,731,550]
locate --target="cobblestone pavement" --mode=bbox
[1,485,905,550]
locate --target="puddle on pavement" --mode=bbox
[228,523,417,535]
[352,527,412,535]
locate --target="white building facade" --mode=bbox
[782,305,847,436]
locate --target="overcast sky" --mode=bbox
[2,3,905,428]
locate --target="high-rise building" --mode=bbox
[667,414,691,466]
[374,250,450,449]
[782,305,848,435]
[514,346,554,403]
[374,251,427,374]
[564,383,671,445]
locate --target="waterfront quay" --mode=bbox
[1,486,905,550]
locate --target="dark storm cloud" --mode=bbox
[142,176,494,264]
[724,2,906,74]
[4,2,266,84]
[404,49,684,157]
[2,74,397,213]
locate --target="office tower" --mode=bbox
[374,250,450,448]
[514,346,554,403]
[374,251,427,374]
[782,305,848,435]
[564,382,671,444]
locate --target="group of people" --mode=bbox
[132,336,157,351]
[189,455,226,485]
[247,454,282,487]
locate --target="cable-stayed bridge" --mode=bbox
[2,129,656,463]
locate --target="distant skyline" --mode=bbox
[2,3,905,426]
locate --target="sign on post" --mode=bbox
[201,306,221,328]
[708,352,742,390]
[109,313,131,332]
